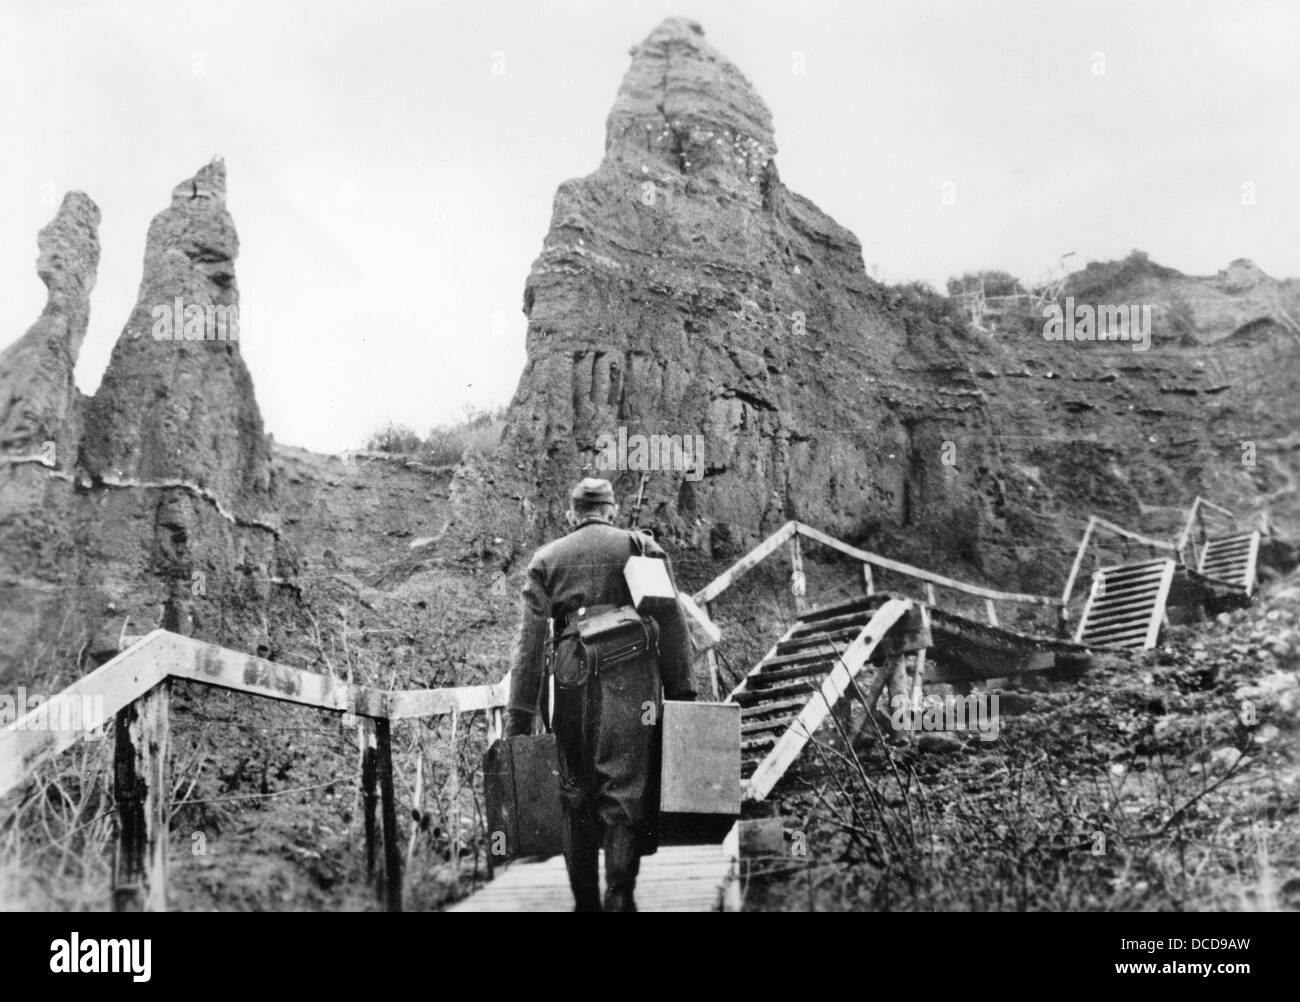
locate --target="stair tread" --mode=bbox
[742,714,798,736]
[790,611,874,637]
[733,678,825,705]
[775,627,862,654]
[795,595,886,624]
[749,663,834,687]
[740,697,809,719]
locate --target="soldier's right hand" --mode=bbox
[503,709,534,738]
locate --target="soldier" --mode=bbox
[504,477,697,912]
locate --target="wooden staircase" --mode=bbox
[1074,558,1176,650]
[727,596,913,802]
[1197,531,1261,596]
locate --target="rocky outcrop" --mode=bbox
[0,192,100,464]
[81,158,272,509]
[466,18,1299,600]
[0,162,292,683]
[478,18,1034,577]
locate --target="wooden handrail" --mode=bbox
[1,631,171,799]
[1088,516,1178,552]
[1,630,511,913]
[1,631,508,800]
[1062,516,1179,608]
[1176,496,1237,555]
[692,521,797,605]
[793,522,1061,607]
[692,519,1061,611]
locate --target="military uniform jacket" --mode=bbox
[507,518,696,835]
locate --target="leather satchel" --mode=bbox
[573,605,658,676]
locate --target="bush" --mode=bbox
[361,407,507,466]
[426,406,506,465]
[946,270,1022,298]
[363,422,424,454]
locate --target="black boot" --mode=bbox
[563,806,602,912]
[603,824,641,913]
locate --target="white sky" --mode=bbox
[2,0,1297,454]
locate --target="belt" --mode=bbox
[553,604,621,639]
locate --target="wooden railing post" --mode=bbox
[704,601,721,700]
[374,717,403,912]
[788,532,806,615]
[359,719,379,884]
[862,563,874,595]
[1061,516,1097,608]
[112,681,170,912]
[449,710,461,895]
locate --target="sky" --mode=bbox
[2,0,1297,454]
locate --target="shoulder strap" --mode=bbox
[627,528,646,557]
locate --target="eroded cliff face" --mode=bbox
[466,18,1299,598]
[967,251,1300,581]
[81,159,272,507]
[1,23,1296,685]
[0,162,291,682]
[0,191,100,464]
[486,17,1010,569]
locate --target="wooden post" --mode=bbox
[1061,516,1096,607]
[374,717,403,912]
[704,600,721,700]
[862,563,874,595]
[405,736,424,881]
[887,653,909,708]
[910,649,928,713]
[924,583,936,606]
[449,710,461,894]
[112,681,169,912]
[358,718,378,883]
[788,533,806,615]
[909,605,932,714]
[985,599,998,626]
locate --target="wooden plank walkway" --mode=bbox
[448,844,736,912]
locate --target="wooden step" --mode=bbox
[795,595,884,624]
[775,627,862,655]
[742,733,778,753]
[742,714,798,736]
[758,647,844,672]
[1102,562,1168,579]
[1088,594,1160,615]
[789,611,874,638]
[747,662,833,688]
[1083,623,1152,644]
[1095,571,1166,591]
[732,678,824,706]
[740,697,809,720]
[1084,607,1157,627]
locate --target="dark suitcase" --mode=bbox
[483,734,565,860]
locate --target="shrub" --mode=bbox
[363,422,424,454]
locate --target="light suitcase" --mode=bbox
[660,701,741,815]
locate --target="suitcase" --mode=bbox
[483,734,564,860]
[660,701,741,815]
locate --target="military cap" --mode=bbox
[570,477,615,505]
